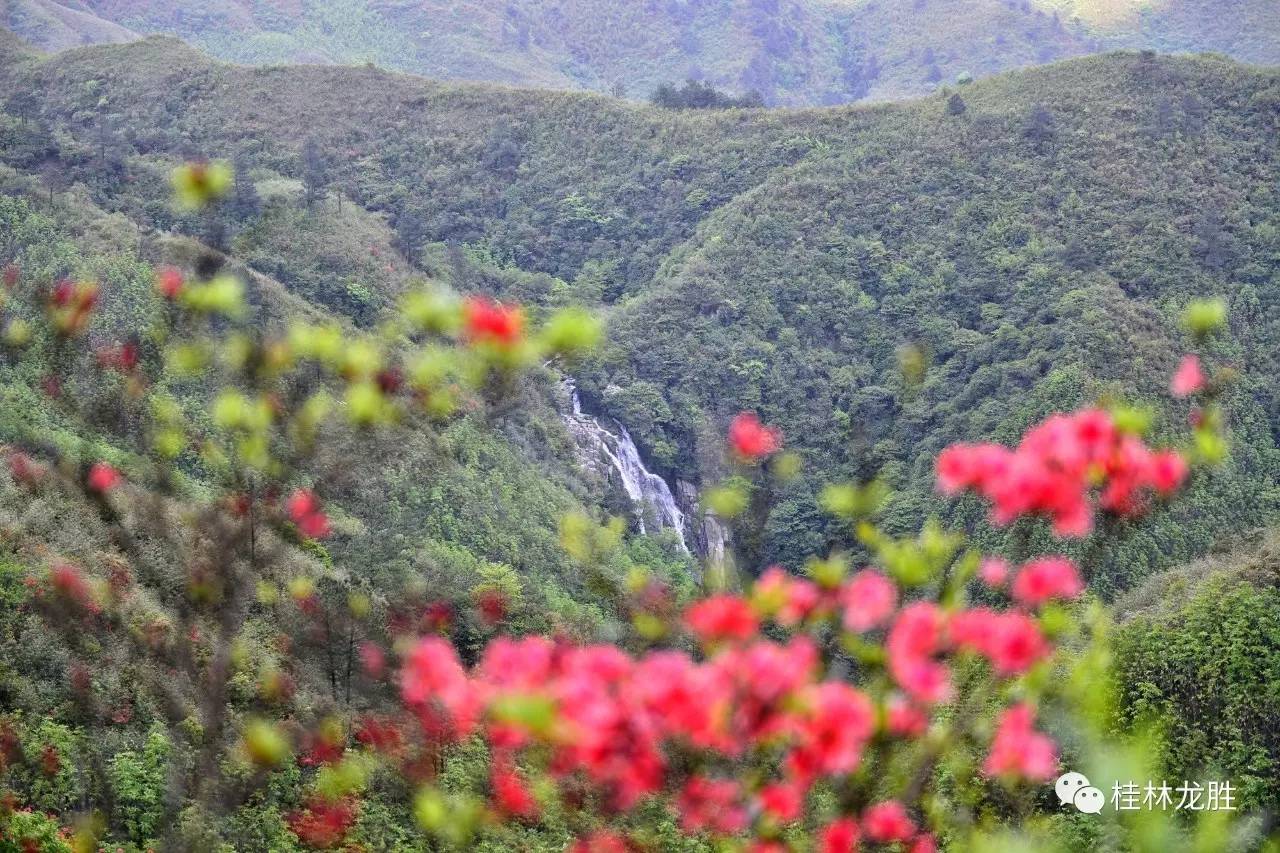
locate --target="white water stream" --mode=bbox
[564,380,689,552]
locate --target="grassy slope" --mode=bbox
[3,0,1278,105]
[1114,526,1280,622]
[1,0,137,51]
[4,34,1280,593]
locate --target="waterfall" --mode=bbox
[562,379,689,552]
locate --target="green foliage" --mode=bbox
[592,55,1280,591]
[0,29,1278,850]
[107,725,171,845]
[0,808,73,853]
[15,719,82,814]
[1113,572,1280,808]
[7,44,1261,591]
[649,79,764,109]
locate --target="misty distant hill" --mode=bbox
[3,0,1278,105]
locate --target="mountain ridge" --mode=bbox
[4,0,1278,105]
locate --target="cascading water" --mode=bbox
[562,379,689,552]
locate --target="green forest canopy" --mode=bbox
[2,34,1280,593]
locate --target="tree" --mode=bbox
[39,160,69,206]
[393,206,429,263]
[649,79,764,110]
[5,90,39,126]
[1114,576,1280,806]
[301,137,329,209]
[1061,236,1096,271]
[1023,104,1057,151]
[228,156,261,221]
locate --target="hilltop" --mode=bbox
[2,0,1278,105]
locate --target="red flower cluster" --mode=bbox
[983,703,1057,781]
[570,832,628,853]
[1011,557,1083,606]
[155,267,185,300]
[819,817,860,852]
[463,296,524,346]
[1171,354,1205,397]
[752,567,822,626]
[475,588,508,626]
[979,557,1009,587]
[96,341,140,374]
[400,636,480,737]
[950,608,1050,676]
[299,728,345,767]
[841,568,897,632]
[7,452,45,486]
[354,714,403,754]
[358,641,386,679]
[48,279,99,336]
[936,408,1189,536]
[286,488,332,539]
[884,560,1079,702]
[49,564,90,607]
[887,602,952,704]
[677,776,747,834]
[286,796,358,849]
[393,548,1076,848]
[491,759,538,819]
[86,462,122,493]
[399,627,874,818]
[886,696,929,737]
[684,594,758,642]
[862,800,916,843]
[728,412,782,460]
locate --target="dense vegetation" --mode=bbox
[1112,529,1280,807]
[2,33,1279,595]
[1,23,1279,849]
[4,0,1279,105]
[649,79,765,110]
[0,150,1261,851]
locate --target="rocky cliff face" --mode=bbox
[675,478,728,567]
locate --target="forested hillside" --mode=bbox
[2,24,1280,851]
[0,33,698,650]
[3,0,1279,105]
[1111,528,1280,805]
[3,33,1279,595]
